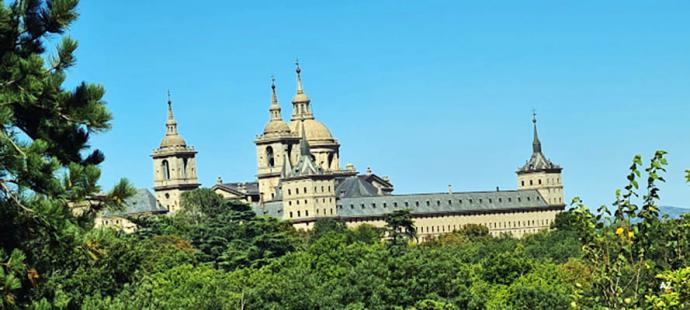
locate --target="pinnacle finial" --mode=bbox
[166,90,175,121]
[295,58,304,94]
[271,75,276,90]
[532,109,537,124]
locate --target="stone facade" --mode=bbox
[242,62,565,238]
[139,62,566,239]
[151,94,200,213]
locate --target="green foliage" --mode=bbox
[0,0,133,306]
[83,265,240,309]
[645,266,690,309]
[385,209,417,247]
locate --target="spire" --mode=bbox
[299,121,312,157]
[291,58,313,120]
[167,90,174,122]
[166,91,178,136]
[158,90,187,148]
[532,110,542,153]
[295,58,304,95]
[269,76,282,121]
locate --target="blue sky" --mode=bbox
[62,1,690,208]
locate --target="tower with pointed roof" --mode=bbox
[256,78,300,202]
[152,93,200,213]
[278,122,337,221]
[287,60,341,172]
[516,113,564,206]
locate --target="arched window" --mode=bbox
[266,146,275,167]
[162,160,170,180]
[182,158,188,178]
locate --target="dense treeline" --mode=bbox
[2,1,690,309]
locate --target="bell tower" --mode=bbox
[517,112,564,206]
[256,78,300,202]
[152,92,200,213]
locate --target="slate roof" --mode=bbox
[252,189,561,221]
[102,188,167,217]
[518,116,561,173]
[252,200,284,218]
[336,189,553,218]
[335,175,380,198]
[518,151,561,173]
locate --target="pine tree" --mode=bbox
[0,0,132,306]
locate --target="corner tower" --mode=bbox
[152,93,200,213]
[256,78,300,202]
[516,113,564,206]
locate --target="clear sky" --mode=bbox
[62,0,690,209]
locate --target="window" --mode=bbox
[426,201,430,206]
[415,201,420,207]
[296,200,300,205]
[266,146,275,167]
[372,203,376,208]
[361,204,365,209]
[383,203,387,208]
[458,200,462,204]
[288,201,292,206]
[296,188,299,194]
[436,200,441,206]
[448,200,452,205]
[289,212,293,218]
[394,202,398,207]
[530,180,533,186]
[316,209,319,215]
[297,211,301,217]
[489,198,492,203]
[330,209,333,215]
[322,186,325,192]
[498,198,502,203]
[469,199,473,203]
[405,202,409,207]
[181,158,188,178]
[350,204,354,209]
[521,180,525,186]
[288,189,291,195]
[304,187,307,193]
[161,160,170,180]
[538,179,542,185]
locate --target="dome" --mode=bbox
[290,119,335,142]
[292,93,310,103]
[160,134,187,148]
[263,119,292,135]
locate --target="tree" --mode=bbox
[385,209,417,247]
[0,0,132,306]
